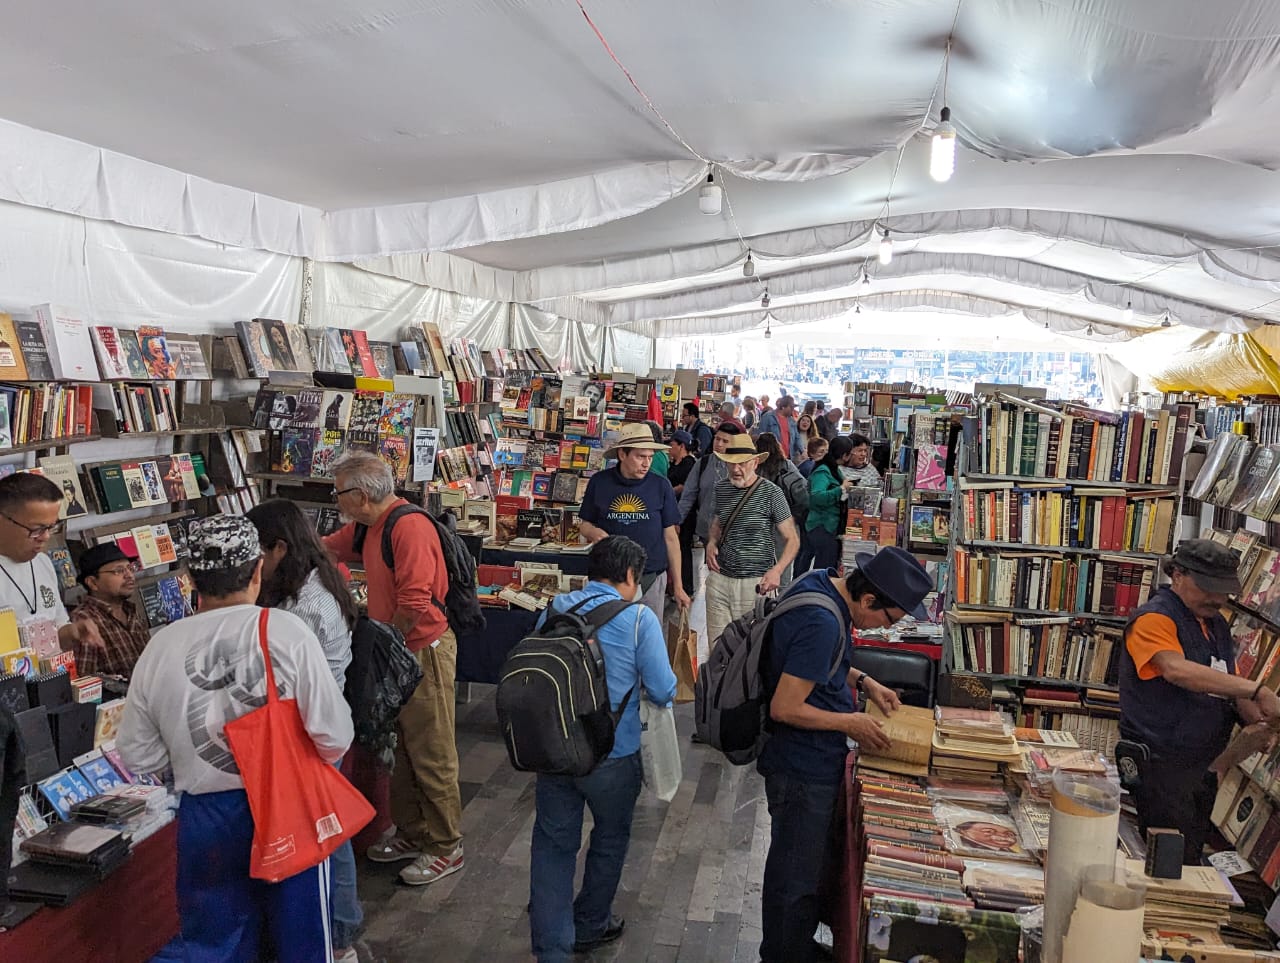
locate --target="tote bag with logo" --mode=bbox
[224,609,374,882]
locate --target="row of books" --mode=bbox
[956,482,1177,555]
[102,381,180,434]
[1214,767,1280,888]
[943,613,1122,685]
[0,309,209,384]
[494,500,586,548]
[1013,690,1120,756]
[493,436,603,473]
[953,548,1158,617]
[86,453,203,514]
[0,382,95,447]
[1190,433,1280,519]
[970,398,1194,486]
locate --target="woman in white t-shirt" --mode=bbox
[247,500,362,963]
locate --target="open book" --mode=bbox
[856,703,935,776]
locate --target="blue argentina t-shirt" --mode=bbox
[757,568,855,784]
[578,467,679,574]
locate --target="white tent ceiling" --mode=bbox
[4,0,1280,348]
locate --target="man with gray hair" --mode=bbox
[716,400,746,433]
[323,451,463,887]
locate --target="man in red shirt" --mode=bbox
[324,451,463,887]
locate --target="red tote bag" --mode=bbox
[224,609,374,882]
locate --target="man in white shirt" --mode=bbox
[119,515,353,963]
[0,473,102,654]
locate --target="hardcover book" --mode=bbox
[321,390,352,430]
[33,303,97,381]
[38,455,89,518]
[165,333,211,379]
[234,320,273,377]
[89,325,130,380]
[134,325,177,379]
[0,313,27,380]
[119,461,149,508]
[15,319,54,381]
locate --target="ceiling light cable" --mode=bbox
[1122,300,1134,322]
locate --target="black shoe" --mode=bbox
[573,917,625,953]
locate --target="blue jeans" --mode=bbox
[759,770,841,963]
[330,840,362,948]
[529,752,643,963]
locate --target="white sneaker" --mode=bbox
[333,948,359,963]
[399,844,464,886]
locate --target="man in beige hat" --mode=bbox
[704,435,799,645]
[578,422,691,620]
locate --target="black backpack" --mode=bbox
[343,615,424,767]
[496,597,638,777]
[352,504,486,635]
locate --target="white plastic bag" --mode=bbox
[639,700,682,802]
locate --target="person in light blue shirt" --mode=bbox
[528,536,678,962]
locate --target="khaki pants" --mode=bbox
[391,628,463,858]
[705,570,762,648]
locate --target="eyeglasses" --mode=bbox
[330,487,361,503]
[1,512,64,540]
[96,564,137,578]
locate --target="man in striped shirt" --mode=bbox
[704,436,800,645]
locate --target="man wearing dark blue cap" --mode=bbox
[1121,538,1280,864]
[757,547,932,963]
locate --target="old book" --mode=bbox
[165,333,211,379]
[856,703,935,776]
[33,303,97,381]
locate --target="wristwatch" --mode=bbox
[853,671,867,692]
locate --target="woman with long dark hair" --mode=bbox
[803,436,857,571]
[245,499,362,962]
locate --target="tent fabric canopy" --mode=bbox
[4,1,1280,363]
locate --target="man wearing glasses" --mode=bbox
[71,543,148,678]
[756,547,931,963]
[0,473,102,655]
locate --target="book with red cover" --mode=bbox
[351,331,380,378]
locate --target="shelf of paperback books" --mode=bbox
[950,602,1128,622]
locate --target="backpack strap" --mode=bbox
[764,590,850,682]
[350,502,427,570]
[721,478,762,542]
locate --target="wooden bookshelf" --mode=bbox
[0,433,100,454]
[951,602,1128,622]
[964,473,1175,491]
[958,540,1166,561]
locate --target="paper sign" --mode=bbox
[412,427,440,483]
[1207,850,1252,878]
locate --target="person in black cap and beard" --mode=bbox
[71,543,149,679]
[1120,539,1280,864]
[756,547,932,963]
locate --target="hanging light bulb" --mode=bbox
[742,251,755,277]
[1044,321,1050,329]
[855,303,862,314]
[861,267,872,288]
[1085,323,1095,336]
[1122,300,1134,323]
[761,290,771,309]
[878,228,893,266]
[698,171,722,215]
[930,106,957,182]
[764,321,772,340]
[1161,310,1172,328]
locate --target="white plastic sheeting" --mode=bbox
[0,199,302,330]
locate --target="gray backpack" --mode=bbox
[693,590,847,765]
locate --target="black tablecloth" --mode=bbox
[457,607,539,684]
[458,548,592,685]
[478,547,591,575]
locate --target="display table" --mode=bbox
[457,606,540,684]
[853,635,944,662]
[478,546,591,575]
[0,820,178,962]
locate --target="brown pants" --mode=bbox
[391,628,463,857]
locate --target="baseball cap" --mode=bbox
[188,515,263,573]
[1170,539,1242,594]
[671,429,694,446]
[77,543,137,585]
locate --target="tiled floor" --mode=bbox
[353,695,767,963]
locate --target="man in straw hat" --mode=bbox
[1120,538,1280,864]
[757,546,930,962]
[578,421,691,621]
[704,434,800,645]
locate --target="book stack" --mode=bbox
[86,454,202,513]
[1120,858,1240,934]
[930,706,1021,782]
[0,382,96,448]
[856,772,973,908]
[857,703,935,778]
[1016,687,1121,757]
[1212,763,1280,888]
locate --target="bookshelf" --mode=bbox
[942,394,1192,693]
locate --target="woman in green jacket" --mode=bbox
[802,436,855,571]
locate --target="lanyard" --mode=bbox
[1,561,37,615]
